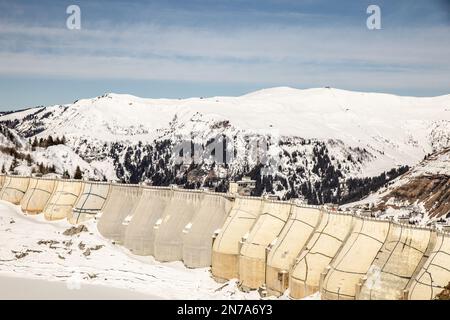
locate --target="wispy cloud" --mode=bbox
[0,0,449,109]
[0,21,448,88]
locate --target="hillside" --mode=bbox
[0,87,448,206]
[347,147,450,221]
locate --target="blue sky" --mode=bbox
[0,0,449,110]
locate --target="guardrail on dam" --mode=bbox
[0,174,448,300]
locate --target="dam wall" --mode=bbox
[289,212,355,299]
[123,187,172,256]
[69,181,111,224]
[358,223,437,300]
[320,217,391,300]
[182,193,233,268]
[265,206,323,296]
[0,175,30,204]
[408,232,450,300]
[20,177,56,214]
[97,184,142,244]
[239,200,293,289]
[43,179,83,220]
[0,174,448,300]
[153,189,204,262]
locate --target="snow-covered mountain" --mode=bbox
[1,87,449,204]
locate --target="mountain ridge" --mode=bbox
[0,87,448,214]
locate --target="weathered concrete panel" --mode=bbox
[266,206,323,296]
[211,197,263,281]
[289,212,354,299]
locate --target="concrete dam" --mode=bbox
[0,175,449,300]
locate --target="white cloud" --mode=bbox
[0,21,449,92]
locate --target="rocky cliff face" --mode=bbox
[348,148,450,220]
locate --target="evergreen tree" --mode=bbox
[25,154,32,166]
[74,166,83,180]
[9,157,18,173]
[47,135,54,146]
[32,137,38,151]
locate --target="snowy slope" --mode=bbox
[3,87,449,164]
[0,87,448,202]
[0,201,261,300]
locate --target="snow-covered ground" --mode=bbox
[0,276,160,300]
[0,200,263,300]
